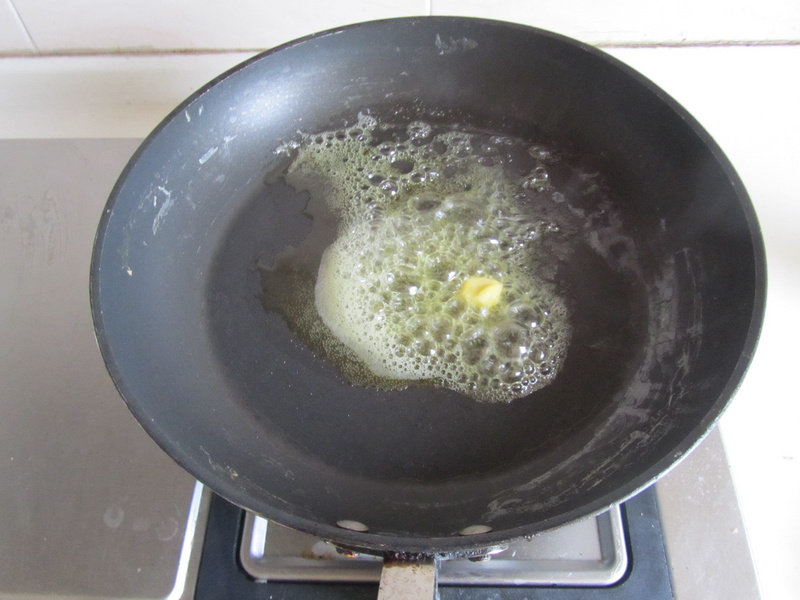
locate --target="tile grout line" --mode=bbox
[0,47,263,59]
[1,39,800,61]
[595,38,800,48]
[5,0,38,52]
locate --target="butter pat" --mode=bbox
[459,276,503,309]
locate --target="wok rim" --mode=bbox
[89,15,767,555]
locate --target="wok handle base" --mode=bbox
[377,556,438,600]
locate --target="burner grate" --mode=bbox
[195,486,674,599]
[239,507,627,586]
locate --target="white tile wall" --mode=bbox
[9,0,427,53]
[3,0,799,55]
[431,0,800,44]
[0,0,33,53]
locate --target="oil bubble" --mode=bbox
[378,179,398,196]
[522,166,550,192]
[407,121,433,142]
[391,157,415,174]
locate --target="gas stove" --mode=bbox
[238,503,627,586]
[0,139,758,600]
[191,485,671,599]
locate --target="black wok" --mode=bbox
[90,17,765,556]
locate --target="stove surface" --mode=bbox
[0,139,200,600]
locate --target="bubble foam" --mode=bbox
[276,114,572,402]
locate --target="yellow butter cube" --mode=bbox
[459,276,503,309]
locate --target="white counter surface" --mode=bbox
[1,12,798,599]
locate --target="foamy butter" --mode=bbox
[277,115,571,402]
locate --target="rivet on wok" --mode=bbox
[459,524,493,535]
[336,519,369,532]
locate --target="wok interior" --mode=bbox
[92,18,763,552]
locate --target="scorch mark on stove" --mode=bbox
[155,517,180,541]
[103,506,125,529]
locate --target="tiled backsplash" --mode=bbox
[2,0,799,55]
[2,0,427,54]
[433,0,800,45]
[1,1,799,138]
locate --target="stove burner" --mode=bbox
[239,507,627,586]
[195,486,673,599]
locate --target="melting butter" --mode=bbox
[266,115,572,402]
